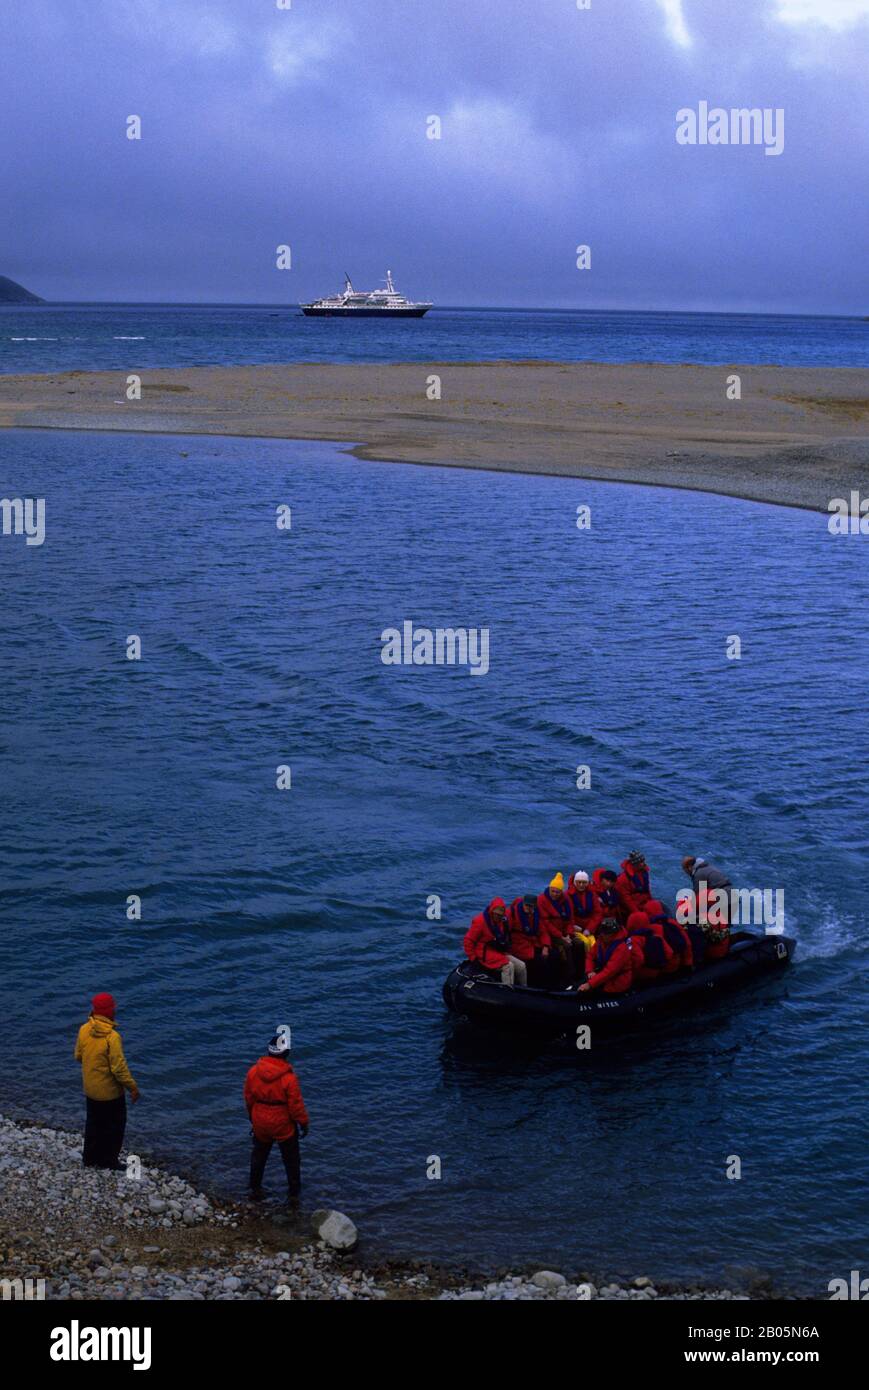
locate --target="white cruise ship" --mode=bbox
[301,271,432,317]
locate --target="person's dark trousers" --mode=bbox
[551,938,576,987]
[83,1095,127,1168]
[250,1132,301,1199]
[567,939,586,983]
[526,952,544,988]
[530,948,561,989]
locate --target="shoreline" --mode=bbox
[2,360,867,512]
[0,1113,811,1302]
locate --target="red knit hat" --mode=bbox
[92,992,116,1018]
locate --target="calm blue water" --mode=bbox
[1,429,868,1293]
[2,303,869,374]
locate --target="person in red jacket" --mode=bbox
[244,1032,309,1207]
[566,871,603,937]
[537,873,582,984]
[625,909,673,982]
[464,898,528,986]
[591,867,623,922]
[616,851,653,917]
[507,894,555,988]
[645,898,693,972]
[579,918,633,995]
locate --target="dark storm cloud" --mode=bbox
[2,0,867,310]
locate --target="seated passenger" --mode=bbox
[591,867,623,922]
[625,909,674,982]
[579,918,633,995]
[566,870,603,939]
[537,873,583,984]
[508,893,557,988]
[616,851,653,917]
[463,898,528,988]
[645,898,693,972]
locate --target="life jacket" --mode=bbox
[591,868,621,916]
[541,887,571,923]
[567,888,598,924]
[626,912,669,971]
[483,904,511,952]
[661,918,690,956]
[617,861,653,919]
[464,898,514,970]
[593,935,628,973]
[623,864,650,896]
[538,887,573,940]
[647,904,691,963]
[510,898,541,938]
[631,928,667,970]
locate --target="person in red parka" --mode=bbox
[625,909,673,982]
[645,898,693,972]
[591,867,623,922]
[566,871,603,937]
[464,898,528,987]
[538,873,582,984]
[244,1032,309,1207]
[616,850,653,917]
[579,918,633,995]
[507,894,555,988]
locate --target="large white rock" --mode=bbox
[311,1208,358,1251]
[531,1270,567,1290]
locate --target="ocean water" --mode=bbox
[2,303,869,374]
[1,428,868,1293]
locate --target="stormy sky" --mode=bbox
[2,0,867,311]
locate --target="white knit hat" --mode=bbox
[573,870,589,884]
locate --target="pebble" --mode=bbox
[311,1208,358,1251]
[0,1113,768,1305]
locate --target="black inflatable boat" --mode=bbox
[443,931,795,1036]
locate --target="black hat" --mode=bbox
[600,917,620,934]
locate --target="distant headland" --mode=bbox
[0,276,44,304]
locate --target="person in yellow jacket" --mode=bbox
[74,992,140,1169]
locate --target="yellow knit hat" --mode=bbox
[549,872,565,891]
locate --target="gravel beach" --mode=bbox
[1,360,867,512]
[0,1115,803,1303]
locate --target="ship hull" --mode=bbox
[300,306,431,317]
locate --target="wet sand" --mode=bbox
[1,360,867,510]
